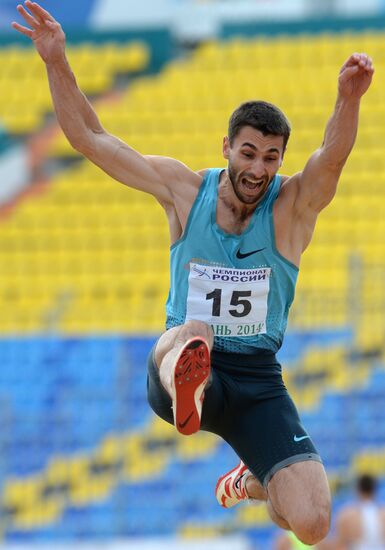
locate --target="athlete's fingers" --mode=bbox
[16,4,40,30]
[11,21,33,37]
[339,64,359,83]
[364,64,375,76]
[25,1,55,24]
[363,56,374,74]
[355,53,374,73]
[343,52,370,71]
[357,53,370,68]
[343,52,360,68]
[340,51,374,79]
[350,54,374,77]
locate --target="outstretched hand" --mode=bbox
[338,53,374,100]
[11,1,65,64]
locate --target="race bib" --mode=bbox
[186,263,271,337]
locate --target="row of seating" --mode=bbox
[196,33,385,68]
[0,41,149,134]
[0,27,382,369]
[0,333,384,543]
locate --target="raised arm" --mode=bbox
[293,53,374,214]
[12,1,195,204]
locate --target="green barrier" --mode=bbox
[221,14,385,39]
[0,27,174,75]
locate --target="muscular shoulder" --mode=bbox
[273,173,300,222]
[277,173,300,201]
[277,171,318,224]
[197,168,210,177]
[145,155,202,185]
[145,155,204,205]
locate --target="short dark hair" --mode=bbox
[228,100,291,151]
[357,474,377,496]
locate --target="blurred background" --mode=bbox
[0,0,384,548]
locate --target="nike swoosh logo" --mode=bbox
[178,411,194,430]
[236,247,266,259]
[293,435,310,443]
[234,472,247,490]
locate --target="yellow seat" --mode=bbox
[1,31,385,334]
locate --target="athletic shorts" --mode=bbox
[147,345,322,488]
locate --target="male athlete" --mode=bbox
[12,2,374,545]
[335,474,385,549]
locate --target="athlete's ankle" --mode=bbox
[245,475,268,501]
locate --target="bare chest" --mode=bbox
[215,199,255,236]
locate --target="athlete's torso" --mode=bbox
[166,168,298,354]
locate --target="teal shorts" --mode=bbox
[147,346,321,487]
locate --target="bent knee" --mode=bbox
[178,320,214,347]
[291,507,330,546]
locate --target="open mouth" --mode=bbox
[241,177,263,190]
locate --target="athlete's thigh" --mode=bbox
[267,460,331,528]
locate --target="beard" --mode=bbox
[227,162,271,205]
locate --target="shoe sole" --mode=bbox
[171,337,210,436]
[215,461,245,508]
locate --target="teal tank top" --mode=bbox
[166,168,299,354]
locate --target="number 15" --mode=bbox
[206,289,252,318]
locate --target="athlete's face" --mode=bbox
[223,126,284,205]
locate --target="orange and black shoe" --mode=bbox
[215,460,251,508]
[170,337,211,436]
